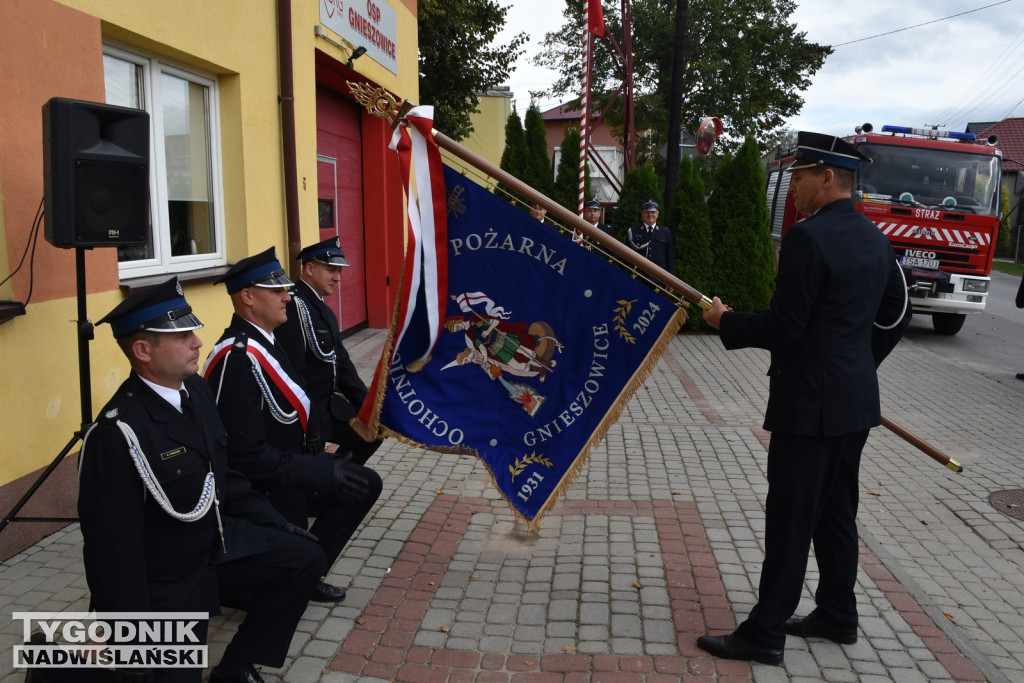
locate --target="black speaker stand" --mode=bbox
[0,248,92,534]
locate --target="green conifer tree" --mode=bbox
[497,108,527,209]
[708,135,775,312]
[552,126,591,213]
[523,104,555,198]
[670,156,714,330]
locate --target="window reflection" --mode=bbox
[161,73,215,257]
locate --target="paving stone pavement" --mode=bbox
[2,325,1023,682]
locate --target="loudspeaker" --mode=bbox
[43,97,150,248]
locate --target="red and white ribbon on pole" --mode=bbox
[388,105,449,363]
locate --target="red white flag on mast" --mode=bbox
[588,0,605,37]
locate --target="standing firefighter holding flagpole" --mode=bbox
[697,132,912,664]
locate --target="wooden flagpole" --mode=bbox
[881,416,962,471]
[435,130,963,472]
[345,83,964,473]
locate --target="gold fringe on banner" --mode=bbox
[349,276,402,443]
[524,306,685,530]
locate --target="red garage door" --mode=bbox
[316,87,367,332]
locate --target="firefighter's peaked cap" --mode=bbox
[787,131,872,172]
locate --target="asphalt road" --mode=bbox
[902,267,1024,392]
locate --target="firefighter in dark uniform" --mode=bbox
[627,199,674,273]
[583,198,616,242]
[698,132,910,664]
[202,247,382,605]
[276,237,382,465]
[79,277,326,683]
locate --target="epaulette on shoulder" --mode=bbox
[232,333,250,351]
[95,407,121,425]
[93,383,137,425]
[94,396,132,425]
[213,332,250,359]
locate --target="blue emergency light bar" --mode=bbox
[880,125,976,141]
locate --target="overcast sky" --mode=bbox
[496,0,1024,137]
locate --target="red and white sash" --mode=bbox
[203,336,311,432]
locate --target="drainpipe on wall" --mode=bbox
[278,0,302,276]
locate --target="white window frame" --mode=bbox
[103,42,227,278]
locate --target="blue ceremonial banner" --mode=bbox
[365,165,683,526]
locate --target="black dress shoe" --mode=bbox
[696,632,784,665]
[785,612,858,644]
[1016,372,1024,380]
[209,664,265,683]
[310,580,347,603]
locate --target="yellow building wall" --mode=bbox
[0,0,419,556]
[459,88,513,168]
[440,89,513,190]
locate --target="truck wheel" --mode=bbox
[932,313,966,335]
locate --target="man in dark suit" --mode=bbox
[581,198,618,252]
[202,247,382,605]
[627,199,674,274]
[583,199,614,237]
[529,202,553,225]
[276,237,381,465]
[80,277,326,683]
[697,132,909,664]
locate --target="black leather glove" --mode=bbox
[281,522,320,543]
[332,452,370,499]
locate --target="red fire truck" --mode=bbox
[766,124,1002,335]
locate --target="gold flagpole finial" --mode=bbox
[346,82,411,127]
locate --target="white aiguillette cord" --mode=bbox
[81,420,226,552]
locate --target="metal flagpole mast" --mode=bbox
[575,6,593,245]
[578,20,590,217]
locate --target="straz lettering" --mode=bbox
[523,324,609,446]
[388,353,464,445]
[450,230,567,275]
[914,208,940,219]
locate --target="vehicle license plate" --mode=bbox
[902,256,940,269]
